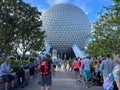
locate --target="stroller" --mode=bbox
[16,64,28,88]
[92,69,103,86]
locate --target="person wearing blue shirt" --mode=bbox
[0,57,15,90]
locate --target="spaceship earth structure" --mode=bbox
[41,3,91,53]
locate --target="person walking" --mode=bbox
[101,54,116,80]
[79,58,84,76]
[72,58,80,81]
[83,55,92,88]
[38,53,55,90]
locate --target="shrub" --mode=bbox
[28,57,37,61]
[9,56,16,60]
[0,60,4,65]
[10,60,19,72]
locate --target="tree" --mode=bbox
[86,0,120,57]
[0,0,18,53]
[14,0,45,59]
[0,0,45,57]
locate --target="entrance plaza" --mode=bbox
[15,67,103,90]
[1,1,119,90]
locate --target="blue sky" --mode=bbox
[23,0,113,22]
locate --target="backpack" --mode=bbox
[103,73,114,90]
[39,60,50,75]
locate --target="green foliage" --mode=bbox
[0,60,4,65]
[13,0,45,59]
[28,57,37,62]
[0,0,45,54]
[21,60,29,65]
[9,56,16,60]
[10,60,19,71]
[19,56,37,65]
[0,1,17,53]
[86,0,120,57]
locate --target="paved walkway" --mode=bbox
[15,70,103,90]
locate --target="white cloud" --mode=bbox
[79,4,91,14]
[38,8,45,12]
[46,0,69,6]
[37,4,47,12]
[73,0,93,15]
[85,9,92,15]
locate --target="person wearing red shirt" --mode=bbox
[72,58,80,80]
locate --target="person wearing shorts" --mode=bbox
[83,70,91,78]
[83,55,92,88]
[0,57,15,90]
[38,53,55,90]
[72,58,80,80]
[41,75,52,87]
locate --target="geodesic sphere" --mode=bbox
[41,3,90,53]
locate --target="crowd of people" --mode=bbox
[64,54,120,89]
[0,53,56,90]
[0,53,120,90]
